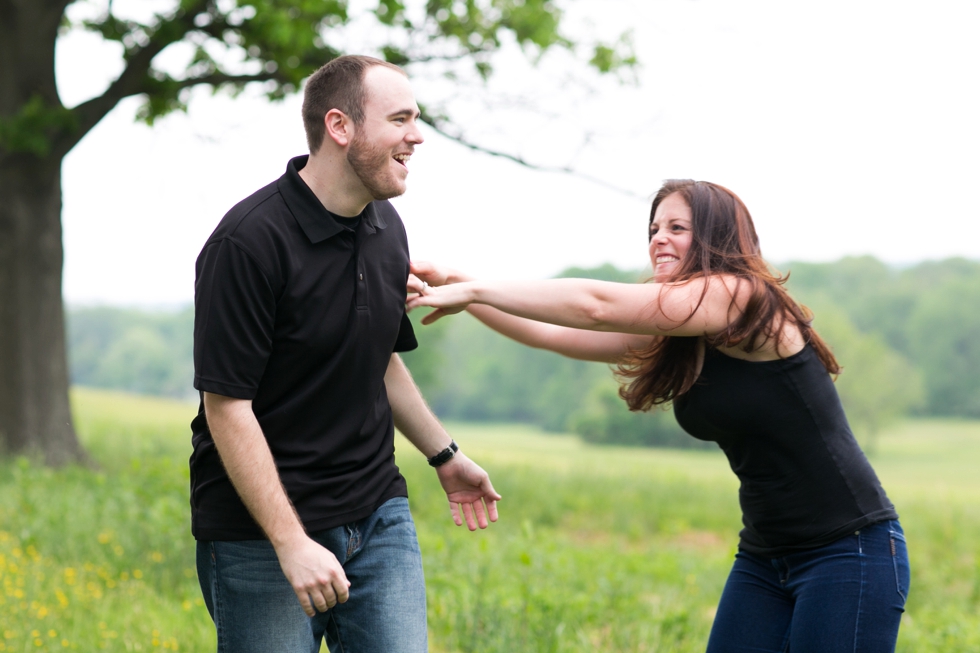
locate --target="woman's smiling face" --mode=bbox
[648,192,693,282]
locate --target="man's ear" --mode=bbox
[324,108,352,147]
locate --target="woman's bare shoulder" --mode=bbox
[715,323,806,361]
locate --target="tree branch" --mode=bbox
[61,68,282,150]
[178,71,283,88]
[420,115,648,202]
[47,0,74,15]
[54,0,209,154]
[405,51,486,65]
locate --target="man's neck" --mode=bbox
[298,152,373,218]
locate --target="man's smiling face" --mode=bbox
[346,65,424,201]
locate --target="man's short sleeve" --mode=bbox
[393,311,418,353]
[193,239,277,399]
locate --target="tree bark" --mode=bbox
[0,0,86,464]
[0,154,85,464]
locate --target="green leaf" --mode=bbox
[590,31,638,75]
[375,0,407,26]
[53,1,636,138]
[0,96,78,157]
[381,45,411,67]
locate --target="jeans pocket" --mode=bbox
[889,528,910,605]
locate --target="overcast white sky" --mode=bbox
[56,0,980,307]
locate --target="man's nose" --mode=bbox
[406,122,424,145]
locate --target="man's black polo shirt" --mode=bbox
[190,155,418,541]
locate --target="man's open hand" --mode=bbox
[435,451,501,530]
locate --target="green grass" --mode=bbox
[1,389,979,651]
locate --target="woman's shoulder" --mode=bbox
[682,273,758,303]
[658,273,752,309]
[713,324,806,362]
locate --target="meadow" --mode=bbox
[1,389,978,651]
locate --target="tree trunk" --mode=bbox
[0,154,86,464]
[0,0,87,464]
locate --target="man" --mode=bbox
[189,55,500,653]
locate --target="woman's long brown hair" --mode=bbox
[617,180,840,411]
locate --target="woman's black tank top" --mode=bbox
[673,343,898,557]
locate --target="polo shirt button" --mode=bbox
[359,273,364,280]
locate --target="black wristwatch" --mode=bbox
[427,440,458,467]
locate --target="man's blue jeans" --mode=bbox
[707,519,910,653]
[196,497,427,653]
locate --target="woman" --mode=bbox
[407,180,909,652]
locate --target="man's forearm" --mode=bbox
[203,392,350,614]
[385,353,500,530]
[203,392,306,548]
[384,354,452,458]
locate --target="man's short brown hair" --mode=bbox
[302,55,407,154]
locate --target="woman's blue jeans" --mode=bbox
[196,497,427,653]
[707,519,910,653]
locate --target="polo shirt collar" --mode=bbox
[278,155,388,243]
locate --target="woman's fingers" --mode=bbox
[421,309,448,325]
[406,274,425,294]
[410,261,442,286]
[406,284,471,323]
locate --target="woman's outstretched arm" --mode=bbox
[409,262,652,363]
[407,272,745,338]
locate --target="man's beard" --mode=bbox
[347,132,405,201]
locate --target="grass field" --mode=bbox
[1,388,979,651]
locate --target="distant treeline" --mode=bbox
[67,256,980,448]
[68,307,193,400]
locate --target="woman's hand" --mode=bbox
[407,261,476,324]
[406,273,426,299]
[410,261,472,287]
[407,272,656,361]
[406,282,479,325]
[406,261,461,301]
